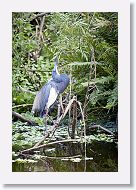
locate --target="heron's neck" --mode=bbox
[54,64,60,75]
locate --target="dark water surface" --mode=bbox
[12,141,118,172]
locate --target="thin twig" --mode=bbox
[62,97,76,119]
[83,50,93,118]
[21,139,79,154]
[82,85,96,112]
[59,95,64,113]
[32,12,47,20]
[46,155,82,160]
[12,68,51,73]
[33,121,59,148]
[90,125,114,135]
[68,65,72,136]
[17,86,36,95]
[91,48,96,80]
[38,15,45,42]
[71,97,77,139]
[19,96,78,155]
[77,101,86,172]
[77,101,86,138]
[12,104,33,109]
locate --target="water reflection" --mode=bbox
[12,141,118,172]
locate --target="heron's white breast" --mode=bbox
[46,87,58,109]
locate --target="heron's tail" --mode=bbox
[32,90,46,118]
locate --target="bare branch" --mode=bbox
[62,96,76,119]
[90,125,114,135]
[32,12,47,20]
[71,97,77,139]
[12,111,37,126]
[30,96,76,148]
[20,139,79,154]
[17,86,36,95]
[12,104,32,109]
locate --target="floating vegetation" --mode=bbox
[12,120,117,172]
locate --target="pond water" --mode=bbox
[12,140,118,172]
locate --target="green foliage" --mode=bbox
[12,13,118,172]
[12,12,118,122]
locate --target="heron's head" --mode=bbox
[53,57,59,75]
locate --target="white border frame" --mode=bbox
[0,0,130,184]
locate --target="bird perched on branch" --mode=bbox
[32,57,70,118]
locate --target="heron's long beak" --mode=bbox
[54,57,58,65]
[54,57,59,75]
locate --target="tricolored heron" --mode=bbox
[32,58,70,120]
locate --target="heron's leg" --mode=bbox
[59,94,64,114]
[44,109,49,134]
[57,102,61,120]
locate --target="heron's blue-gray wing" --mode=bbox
[32,80,59,117]
[32,83,50,117]
[55,75,70,93]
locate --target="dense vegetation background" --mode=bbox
[12,12,118,126]
[12,12,118,172]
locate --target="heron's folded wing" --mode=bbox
[55,79,70,93]
[32,84,50,116]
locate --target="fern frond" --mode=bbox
[68,61,102,66]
